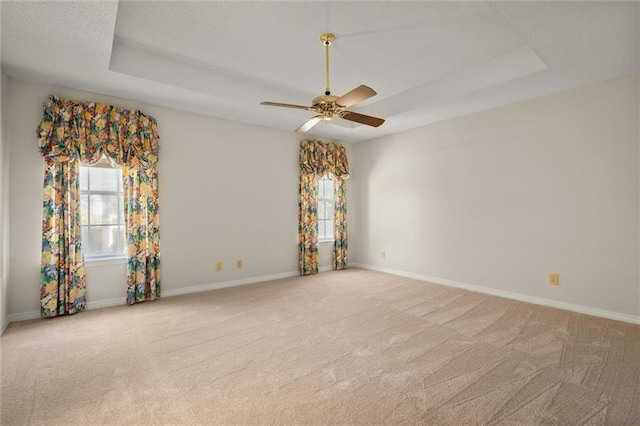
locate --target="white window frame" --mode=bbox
[80,159,127,261]
[317,173,335,243]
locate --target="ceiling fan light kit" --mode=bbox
[261,32,385,133]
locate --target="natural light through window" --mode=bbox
[79,158,126,259]
[318,174,334,242]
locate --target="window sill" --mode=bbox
[85,256,127,267]
[319,239,335,244]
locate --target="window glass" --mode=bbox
[84,226,124,256]
[326,200,334,219]
[89,194,121,225]
[80,194,89,225]
[79,169,89,191]
[89,167,120,192]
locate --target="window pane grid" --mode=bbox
[318,175,335,241]
[80,163,126,258]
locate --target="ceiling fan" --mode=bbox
[261,33,385,133]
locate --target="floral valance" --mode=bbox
[37,95,159,168]
[299,139,349,178]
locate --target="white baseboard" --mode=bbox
[6,296,130,324]
[162,270,301,298]
[162,267,338,298]
[351,263,640,325]
[86,297,127,310]
[5,270,308,326]
[7,309,40,323]
[4,266,379,327]
[1,315,9,336]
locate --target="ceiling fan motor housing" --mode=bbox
[312,94,344,119]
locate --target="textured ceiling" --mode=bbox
[1,1,639,143]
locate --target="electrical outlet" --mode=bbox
[381,251,386,259]
[215,262,223,272]
[549,272,560,285]
[236,260,243,268]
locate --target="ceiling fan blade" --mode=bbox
[335,85,377,108]
[296,116,322,133]
[261,101,311,110]
[341,111,385,128]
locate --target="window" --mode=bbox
[317,174,335,242]
[79,159,126,259]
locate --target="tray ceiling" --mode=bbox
[2,1,638,142]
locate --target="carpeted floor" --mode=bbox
[1,268,639,425]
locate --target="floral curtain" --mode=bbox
[299,172,320,275]
[333,177,348,270]
[41,159,86,317]
[123,164,161,304]
[37,95,161,315]
[298,139,349,275]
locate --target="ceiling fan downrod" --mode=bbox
[320,33,335,96]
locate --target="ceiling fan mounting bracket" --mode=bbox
[320,33,335,45]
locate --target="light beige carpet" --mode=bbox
[1,268,639,425]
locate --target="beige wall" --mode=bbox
[6,76,346,316]
[0,68,9,331]
[5,72,638,320]
[352,73,640,317]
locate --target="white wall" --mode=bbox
[6,76,348,316]
[352,73,640,318]
[0,68,9,332]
